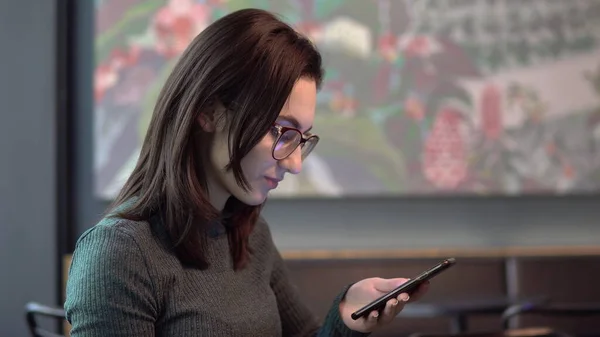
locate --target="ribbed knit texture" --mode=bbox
[64,215,371,337]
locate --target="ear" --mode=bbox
[198,112,215,132]
[198,100,227,132]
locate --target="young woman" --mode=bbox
[65,8,428,336]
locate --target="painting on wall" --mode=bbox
[93,0,600,199]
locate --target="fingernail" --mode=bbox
[392,299,398,306]
[401,293,410,302]
[373,311,379,318]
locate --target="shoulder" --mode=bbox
[65,217,160,326]
[69,217,160,281]
[76,216,154,248]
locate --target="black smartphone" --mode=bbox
[350,258,456,320]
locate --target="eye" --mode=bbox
[280,130,296,142]
[270,125,279,137]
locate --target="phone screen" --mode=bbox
[350,258,456,320]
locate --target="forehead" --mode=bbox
[277,78,316,133]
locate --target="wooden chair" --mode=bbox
[502,302,600,337]
[25,302,67,337]
[408,327,573,337]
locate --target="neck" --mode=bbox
[206,182,230,212]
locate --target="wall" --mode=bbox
[72,1,600,252]
[0,0,58,336]
[263,195,600,251]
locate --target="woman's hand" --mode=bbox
[338,278,429,333]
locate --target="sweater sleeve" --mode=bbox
[260,219,370,337]
[64,223,158,337]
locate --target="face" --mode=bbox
[206,78,317,210]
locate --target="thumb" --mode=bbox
[373,277,410,293]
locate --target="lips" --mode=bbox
[264,177,281,189]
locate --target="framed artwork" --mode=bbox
[93,0,600,199]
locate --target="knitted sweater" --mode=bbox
[64,214,370,337]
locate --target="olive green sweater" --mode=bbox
[64,214,370,337]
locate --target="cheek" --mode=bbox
[241,135,277,177]
[210,134,231,171]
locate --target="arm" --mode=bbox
[270,248,320,336]
[64,223,158,336]
[260,219,369,337]
[270,248,369,337]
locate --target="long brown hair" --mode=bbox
[109,8,323,270]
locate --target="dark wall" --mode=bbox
[72,2,600,252]
[263,195,600,251]
[0,0,58,336]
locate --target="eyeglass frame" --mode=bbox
[270,123,320,161]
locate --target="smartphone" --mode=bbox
[350,257,456,320]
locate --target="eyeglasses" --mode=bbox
[270,124,319,161]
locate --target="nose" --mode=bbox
[279,146,303,174]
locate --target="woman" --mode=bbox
[65,8,428,336]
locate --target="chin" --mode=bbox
[234,190,268,206]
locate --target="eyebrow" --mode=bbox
[277,115,313,133]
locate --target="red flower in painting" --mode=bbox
[95,64,117,102]
[480,83,502,140]
[398,35,442,58]
[423,106,468,190]
[296,20,322,42]
[153,0,210,58]
[378,32,397,61]
[94,46,141,102]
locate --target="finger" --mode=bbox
[392,295,406,319]
[397,292,411,303]
[395,291,411,317]
[380,298,400,324]
[373,278,410,293]
[364,310,379,329]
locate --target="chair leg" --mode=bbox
[450,315,468,334]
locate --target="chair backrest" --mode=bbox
[409,327,574,337]
[502,302,600,336]
[25,302,67,337]
[506,257,600,334]
[503,302,600,321]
